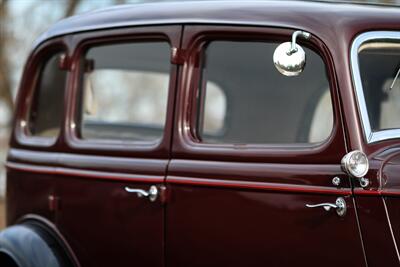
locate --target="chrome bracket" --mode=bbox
[288,30,311,55]
[359,177,370,189]
[332,176,341,187]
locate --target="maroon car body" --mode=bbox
[1,1,400,266]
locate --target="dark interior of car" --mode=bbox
[359,44,400,132]
[30,40,333,145]
[199,41,332,144]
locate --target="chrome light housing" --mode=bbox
[341,150,369,178]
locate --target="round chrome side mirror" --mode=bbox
[273,31,311,77]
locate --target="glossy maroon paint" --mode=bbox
[9,24,181,267]
[5,1,400,267]
[163,22,367,266]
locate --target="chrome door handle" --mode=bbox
[306,197,347,217]
[306,203,338,211]
[125,185,158,202]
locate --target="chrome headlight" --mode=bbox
[341,150,369,178]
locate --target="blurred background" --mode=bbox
[0,0,399,229]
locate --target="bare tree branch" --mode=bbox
[0,0,14,116]
[114,0,128,5]
[64,0,81,18]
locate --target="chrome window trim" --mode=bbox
[350,31,400,144]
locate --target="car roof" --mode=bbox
[35,0,400,48]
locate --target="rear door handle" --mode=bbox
[125,185,158,202]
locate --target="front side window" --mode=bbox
[80,42,170,142]
[197,41,333,144]
[28,52,67,138]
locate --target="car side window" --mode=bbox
[200,81,227,136]
[28,52,67,138]
[198,41,333,144]
[79,42,170,142]
[358,40,400,132]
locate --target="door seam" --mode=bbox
[163,24,185,267]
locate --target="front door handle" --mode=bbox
[306,197,347,217]
[125,185,158,202]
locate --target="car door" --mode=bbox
[166,25,366,266]
[347,31,400,266]
[51,26,181,267]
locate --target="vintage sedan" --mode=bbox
[1,1,400,266]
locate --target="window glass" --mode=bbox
[28,52,67,138]
[198,41,333,144]
[358,41,400,132]
[309,90,333,142]
[81,42,170,142]
[200,81,227,136]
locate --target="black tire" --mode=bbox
[0,225,64,267]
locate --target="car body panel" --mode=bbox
[165,24,366,266]
[5,1,400,266]
[8,24,181,267]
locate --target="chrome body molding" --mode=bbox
[350,31,400,144]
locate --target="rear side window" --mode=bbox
[198,41,333,144]
[80,42,170,142]
[28,52,67,138]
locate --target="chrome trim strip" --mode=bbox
[350,31,400,144]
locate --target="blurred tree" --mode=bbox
[0,0,82,125]
[0,0,128,204]
[65,0,81,18]
[0,0,13,116]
